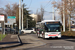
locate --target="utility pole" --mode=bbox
[19,0,21,34]
[41,8,43,21]
[69,0,71,31]
[52,7,55,20]
[63,0,65,32]
[41,6,44,21]
[22,4,24,30]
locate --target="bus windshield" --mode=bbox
[45,24,61,32]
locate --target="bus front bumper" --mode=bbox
[45,34,61,38]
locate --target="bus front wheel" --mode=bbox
[42,34,45,39]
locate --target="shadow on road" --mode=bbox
[61,36,75,42]
[0,34,32,49]
[42,35,75,43]
[0,41,19,45]
[18,33,36,36]
[66,40,75,42]
[0,42,22,49]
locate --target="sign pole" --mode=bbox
[4,16,5,35]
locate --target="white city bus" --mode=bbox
[36,20,62,38]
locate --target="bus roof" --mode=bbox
[41,20,60,23]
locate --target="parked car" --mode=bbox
[5,27,11,33]
[71,26,75,31]
[21,28,35,34]
[5,27,18,34]
[10,29,18,34]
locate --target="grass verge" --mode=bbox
[61,31,75,37]
[0,34,6,41]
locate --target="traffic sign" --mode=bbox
[7,16,16,24]
[7,16,16,19]
[0,15,4,21]
[7,19,16,23]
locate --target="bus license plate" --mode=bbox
[52,36,55,38]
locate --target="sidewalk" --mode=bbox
[0,34,21,48]
[9,34,46,50]
[1,34,46,50]
[0,34,46,50]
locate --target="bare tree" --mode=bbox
[5,4,11,16]
[52,0,75,31]
[5,3,18,16]
[40,6,44,21]
[12,3,19,16]
[36,6,45,22]
[0,8,5,14]
[36,9,41,22]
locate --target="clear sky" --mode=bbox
[0,0,61,20]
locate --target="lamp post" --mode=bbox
[52,7,55,20]
[19,0,21,34]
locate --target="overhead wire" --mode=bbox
[24,0,32,15]
[29,0,32,8]
[44,0,51,8]
[44,0,57,12]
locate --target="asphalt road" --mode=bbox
[24,34,75,50]
[0,34,75,50]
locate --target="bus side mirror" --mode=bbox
[60,23,62,26]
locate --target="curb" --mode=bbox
[0,34,23,49]
[17,34,23,45]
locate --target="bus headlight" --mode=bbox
[58,33,61,35]
[46,34,48,36]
